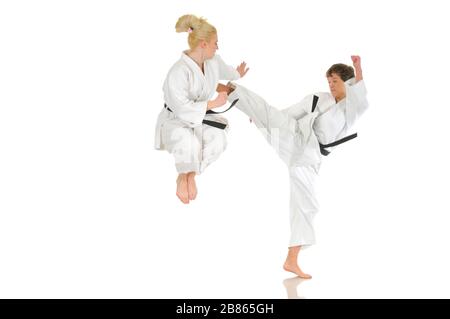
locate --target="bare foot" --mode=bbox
[176,174,189,204]
[187,173,197,200]
[283,262,312,279]
[216,83,231,94]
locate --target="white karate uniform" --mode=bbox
[228,79,368,247]
[155,52,240,174]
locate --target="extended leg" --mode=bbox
[225,83,318,166]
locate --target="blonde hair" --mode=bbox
[175,14,217,49]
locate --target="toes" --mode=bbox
[187,181,197,200]
[190,187,197,200]
[176,192,189,204]
[180,196,189,204]
[187,186,196,200]
[298,272,312,279]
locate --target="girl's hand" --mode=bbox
[236,61,249,78]
[207,92,228,110]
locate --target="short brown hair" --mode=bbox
[326,63,355,81]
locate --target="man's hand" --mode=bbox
[351,55,361,68]
[351,55,363,82]
[236,61,249,78]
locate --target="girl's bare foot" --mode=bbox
[176,174,189,204]
[187,172,197,200]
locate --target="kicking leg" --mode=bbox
[221,83,306,165]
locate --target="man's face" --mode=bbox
[327,73,346,101]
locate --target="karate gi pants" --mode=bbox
[228,84,320,247]
[161,114,228,175]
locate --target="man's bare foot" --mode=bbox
[216,83,231,94]
[187,172,197,200]
[283,261,312,279]
[176,174,189,204]
[226,81,236,92]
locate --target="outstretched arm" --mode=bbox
[351,55,363,82]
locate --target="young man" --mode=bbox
[218,56,368,279]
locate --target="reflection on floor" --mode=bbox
[283,276,307,299]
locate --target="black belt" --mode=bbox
[164,99,239,130]
[311,95,319,112]
[319,133,358,156]
[311,95,358,156]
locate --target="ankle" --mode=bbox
[284,259,294,265]
[226,82,236,94]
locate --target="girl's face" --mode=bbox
[202,34,218,59]
[327,73,346,102]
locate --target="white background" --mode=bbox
[1,0,450,298]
